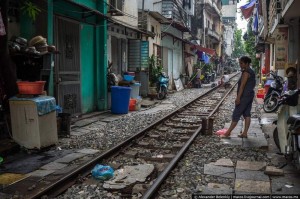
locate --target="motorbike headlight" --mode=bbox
[270,82,276,88]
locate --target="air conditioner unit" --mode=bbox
[109,0,124,16]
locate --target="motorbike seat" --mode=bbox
[287,114,300,126]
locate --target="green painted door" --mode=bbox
[80,24,96,113]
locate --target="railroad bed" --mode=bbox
[1,74,240,199]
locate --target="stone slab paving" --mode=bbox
[236,161,266,171]
[141,99,156,107]
[235,179,271,194]
[92,121,108,126]
[70,128,91,136]
[29,169,56,177]
[103,164,155,190]
[242,136,268,149]
[265,166,284,176]
[101,115,123,122]
[52,165,78,175]
[77,148,100,155]
[40,162,67,170]
[220,137,243,146]
[213,158,234,167]
[54,153,86,163]
[203,164,235,179]
[73,118,100,127]
[235,169,270,182]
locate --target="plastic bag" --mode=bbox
[215,128,228,135]
[91,164,114,181]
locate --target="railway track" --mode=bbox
[1,73,240,199]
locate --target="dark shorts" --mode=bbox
[232,95,254,122]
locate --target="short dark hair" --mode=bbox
[239,56,251,64]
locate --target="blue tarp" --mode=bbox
[10,96,56,116]
[202,52,210,64]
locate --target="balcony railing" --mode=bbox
[206,27,220,41]
[268,0,282,34]
[199,0,221,17]
[212,1,221,16]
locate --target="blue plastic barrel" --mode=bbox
[111,86,132,114]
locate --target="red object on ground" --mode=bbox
[256,88,265,99]
[129,98,137,111]
[17,81,46,95]
[215,128,228,135]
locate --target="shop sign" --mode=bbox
[275,27,288,69]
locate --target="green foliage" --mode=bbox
[21,1,41,22]
[149,55,163,86]
[202,63,213,73]
[232,29,246,58]
[244,20,259,73]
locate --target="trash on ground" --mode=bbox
[91,164,114,181]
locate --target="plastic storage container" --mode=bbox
[129,98,137,111]
[257,88,265,99]
[17,81,46,95]
[130,83,141,99]
[111,86,132,114]
[123,75,134,82]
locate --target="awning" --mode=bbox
[109,18,154,37]
[161,31,185,43]
[149,11,169,23]
[192,45,216,56]
[161,20,190,32]
[62,0,108,19]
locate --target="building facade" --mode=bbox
[221,0,238,57]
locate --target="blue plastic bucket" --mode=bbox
[111,86,132,114]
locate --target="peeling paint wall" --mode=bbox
[113,0,138,27]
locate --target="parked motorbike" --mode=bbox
[201,72,211,84]
[156,72,169,100]
[264,71,284,98]
[273,115,300,170]
[263,71,285,113]
[266,88,299,113]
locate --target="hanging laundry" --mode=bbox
[0,10,6,36]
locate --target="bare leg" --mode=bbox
[222,121,238,137]
[241,117,251,136]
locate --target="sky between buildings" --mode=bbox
[236,0,249,34]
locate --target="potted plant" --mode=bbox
[148,55,163,96]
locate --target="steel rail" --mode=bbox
[28,73,240,198]
[142,126,202,199]
[142,74,240,199]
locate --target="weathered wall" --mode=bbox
[113,0,138,27]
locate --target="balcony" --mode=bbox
[212,1,221,17]
[268,0,282,34]
[161,0,191,31]
[198,0,221,17]
[206,27,220,42]
[281,0,300,20]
